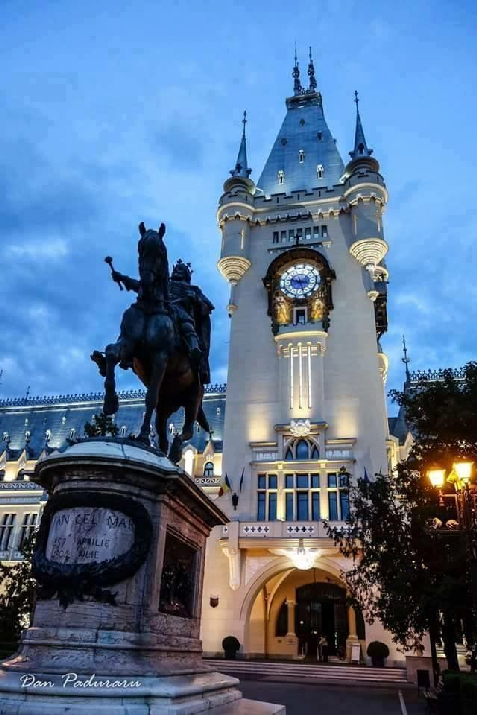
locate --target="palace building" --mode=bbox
[0,58,433,665]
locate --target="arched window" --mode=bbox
[311,444,319,460]
[295,440,309,460]
[317,164,324,179]
[275,600,288,637]
[299,150,305,163]
[278,170,285,185]
[285,447,294,461]
[203,462,214,477]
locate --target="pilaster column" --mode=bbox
[286,600,296,636]
[348,606,358,639]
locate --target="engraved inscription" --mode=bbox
[46,508,134,565]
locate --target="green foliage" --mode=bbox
[443,671,477,715]
[461,676,477,715]
[366,641,390,659]
[0,533,37,650]
[222,636,240,652]
[389,362,477,473]
[84,413,119,438]
[329,363,477,656]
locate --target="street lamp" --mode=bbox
[428,468,446,489]
[427,461,477,660]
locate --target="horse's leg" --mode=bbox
[155,408,168,455]
[139,351,168,443]
[168,392,198,464]
[180,400,196,444]
[197,404,213,435]
[103,342,120,415]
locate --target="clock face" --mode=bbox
[280,263,321,298]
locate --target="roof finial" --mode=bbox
[402,335,411,382]
[229,111,252,179]
[308,47,317,92]
[292,44,303,96]
[349,89,374,160]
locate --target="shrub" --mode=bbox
[222,636,240,652]
[443,671,477,715]
[366,641,390,659]
[460,676,477,715]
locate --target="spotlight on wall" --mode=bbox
[210,595,219,608]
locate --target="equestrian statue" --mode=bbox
[91,221,214,462]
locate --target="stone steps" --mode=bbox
[205,659,408,684]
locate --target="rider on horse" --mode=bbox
[92,222,213,387]
[169,259,214,385]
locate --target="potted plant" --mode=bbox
[367,641,390,668]
[222,636,240,660]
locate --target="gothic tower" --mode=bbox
[201,56,397,662]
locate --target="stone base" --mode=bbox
[0,668,285,715]
[405,655,447,685]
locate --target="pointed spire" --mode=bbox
[307,47,317,92]
[349,90,373,160]
[402,335,411,383]
[230,111,252,179]
[292,44,303,96]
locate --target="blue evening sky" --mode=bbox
[1,0,476,414]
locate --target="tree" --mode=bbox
[0,533,37,654]
[330,363,477,675]
[83,413,119,438]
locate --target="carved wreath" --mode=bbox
[33,490,153,608]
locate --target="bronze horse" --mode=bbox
[91,222,213,460]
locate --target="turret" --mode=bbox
[344,92,388,307]
[218,112,255,314]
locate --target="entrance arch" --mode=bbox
[243,561,361,659]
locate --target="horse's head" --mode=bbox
[137,222,168,294]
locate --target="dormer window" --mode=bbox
[299,150,305,163]
[278,170,285,185]
[203,462,214,477]
[317,164,324,179]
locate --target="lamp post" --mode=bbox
[427,461,477,654]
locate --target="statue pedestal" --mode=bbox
[0,439,284,715]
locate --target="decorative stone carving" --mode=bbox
[223,546,241,590]
[245,555,274,585]
[289,419,311,437]
[217,256,252,285]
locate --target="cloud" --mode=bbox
[7,239,69,261]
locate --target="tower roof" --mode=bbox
[349,91,373,160]
[257,52,345,196]
[229,111,252,179]
[346,91,380,176]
